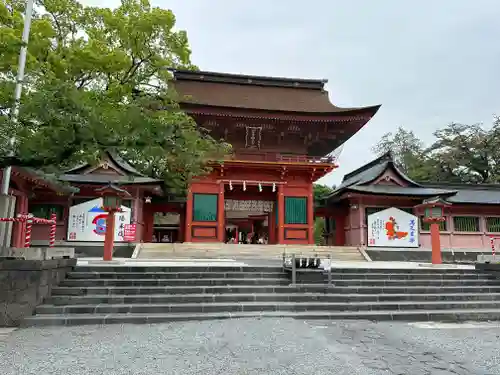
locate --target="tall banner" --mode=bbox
[67,198,131,242]
[367,207,419,248]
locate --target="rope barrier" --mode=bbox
[0,213,57,248]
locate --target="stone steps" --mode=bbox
[74,266,284,273]
[328,273,495,280]
[137,243,365,261]
[35,300,500,315]
[22,264,500,326]
[67,271,287,280]
[59,278,290,287]
[67,271,494,281]
[50,284,500,296]
[45,292,500,306]
[21,308,500,327]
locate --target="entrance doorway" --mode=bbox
[224,199,273,244]
[152,212,180,243]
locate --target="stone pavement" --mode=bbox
[1,318,499,374]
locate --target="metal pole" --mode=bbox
[1,0,35,195]
[327,254,332,285]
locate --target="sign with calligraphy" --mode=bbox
[123,224,136,242]
[224,199,274,213]
[367,207,419,248]
[67,198,131,242]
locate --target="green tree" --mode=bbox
[373,119,500,184]
[373,117,500,184]
[313,183,335,201]
[313,184,335,244]
[0,0,228,191]
[429,120,500,183]
[371,126,438,182]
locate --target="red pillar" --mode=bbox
[103,211,116,261]
[277,184,284,244]
[184,187,193,242]
[268,210,275,244]
[142,207,154,242]
[335,215,346,246]
[430,222,442,264]
[307,184,314,244]
[178,208,185,242]
[217,182,225,242]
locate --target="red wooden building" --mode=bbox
[165,69,380,244]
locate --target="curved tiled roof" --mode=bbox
[172,69,380,115]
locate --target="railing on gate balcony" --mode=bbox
[228,152,337,164]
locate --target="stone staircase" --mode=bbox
[135,243,366,262]
[21,265,500,326]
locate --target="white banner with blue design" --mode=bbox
[67,198,131,242]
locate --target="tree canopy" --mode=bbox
[313,183,335,201]
[372,116,500,184]
[0,0,228,191]
[313,183,335,244]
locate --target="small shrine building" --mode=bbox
[319,152,500,251]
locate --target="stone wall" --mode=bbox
[0,258,76,327]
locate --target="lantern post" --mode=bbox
[95,183,130,261]
[415,197,451,265]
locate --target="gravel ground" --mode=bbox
[1,318,499,374]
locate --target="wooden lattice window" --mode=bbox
[486,217,500,233]
[453,216,480,232]
[285,197,307,224]
[420,217,447,231]
[193,194,218,222]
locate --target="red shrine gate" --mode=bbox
[184,160,332,244]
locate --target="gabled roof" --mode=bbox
[325,152,457,203]
[337,152,421,190]
[61,150,161,186]
[171,69,381,115]
[12,167,79,195]
[65,150,145,177]
[325,152,500,206]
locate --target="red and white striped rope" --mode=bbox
[0,217,25,222]
[49,213,56,248]
[24,215,33,248]
[490,236,496,257]
[1,213,57,247]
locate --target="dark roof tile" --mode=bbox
[59,174,161,185]
[348,185,456,197]
[172,70,380,114]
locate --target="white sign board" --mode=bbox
[67,198,131,242]
[367,207,419,248]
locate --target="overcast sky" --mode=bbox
[83,0,500,186]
